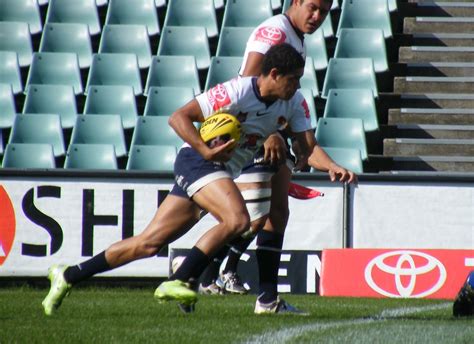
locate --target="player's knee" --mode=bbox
[224,212,250,237]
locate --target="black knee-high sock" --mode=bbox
[63,251,111,285]
[200,245,229,286]
[223,235,255,274]
[256,230,284,304]
[171,246,210,284]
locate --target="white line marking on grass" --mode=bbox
[241,303,451,344]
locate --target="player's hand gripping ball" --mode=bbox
[199,113,241,149]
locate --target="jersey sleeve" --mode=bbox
[288,91,313,133]
[195,79,241,119]
[245,24,288,55]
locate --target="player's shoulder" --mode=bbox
[251,14,290,44]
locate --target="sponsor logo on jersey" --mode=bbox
[301,99,310,119]
[0,186,16,266]
[207,84,232,111]
[254,27,287,45]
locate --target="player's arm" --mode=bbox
[169,99,235,162]
[241,52,264,77]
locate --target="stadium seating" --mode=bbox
[204,56,243,91]
[131,116,183,149]
[22,84,77,129]
[144,86,195,117]
[157,26,211,70]
[301,57,319,97]
[99,24,152,69]
[45,0,101,35]
[8,114,65,157]
[64,143,117,169]
[26,52,83,95]
[164,0,218,38]
[305,29,328,71]
[0,51,23,94]
[221,0,273,28]
[86,53,143,95]
[321,58,378,98]
[69,114,127,157]
[334,28,388,73]
[2,143,56,168]
[320,13,334,38]
[313,147,364,174]
[0,84,16,129]
[0,21,33,67]
[145,55,201,95]
[105,0,160,36]
[84,85,138,129]
[126,144,177,171]
[0,0,42,34]
[315,117,368,161]
[323,89,379,132]
[96,0,108,6]
[216,27,254,57]
[39,23,93,68]
[299,88,318,129]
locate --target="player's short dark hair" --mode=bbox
[261,43,305,76]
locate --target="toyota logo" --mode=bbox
[259,27,283,41]
[210,84,229,103]
[364,250,447,298]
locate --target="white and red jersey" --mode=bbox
[195,76,312,176]
[239,14,306,75]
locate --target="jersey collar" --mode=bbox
[283,14,305,44]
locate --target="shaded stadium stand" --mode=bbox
[2,143,56,168]
[323,89,379,132]
[221,0,273,28]
[126,144,177,172]
[305,29,328,71]
[301,56,319,97]
[0,0,42,34]
[84,85,138,129]
[312,147,364,174]
[204,56,243,91]
[316,117,368,161]
[0,84,16,129]
[144,86,195,117]
[105,0,160,36]
[145,55,201,95]
[0,21,33,67]
[321,58,378,98]
[86,53,142,95]
[26,52,83,95]
[64,143,117,169]
[8,113,65,157]
[131,116,183,150]
[164,0,218,38]
[22,84,77,129]
[216,27,254,57]
[45,0,101,35]
[334,28,388,73]
[157,26,211,70]
[69,114,127,157]
[0,51,23,94]
[39,23,93,68]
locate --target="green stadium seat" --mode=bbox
[321,58,378,98]
[0,21,33,67]
[45,0,101,35]
[222,0,273,28]
[70,114,127,157]
[301,57,319,97]
[64,143,117,169]
[157,26,211,70]
[84,85,138,129]
[144,86,195,117]
[305,29,328,71]
[39,23,92,68]
[131,116,183,150]
[99,24,152,69]
[334,28,388,73]
[0,84,16,129]
[145,55,201,95]
[8,114,65,157]
[105,0,160,36]
[299,88,317,129]
[312,147,364,174]
[2,143,56,168]
[164,0,218,38]
[86,53,143,95]
[323,89,379,132]
[216,27,254,57]
[320,13,334,38]
[315,117,368,160]
[22,84,77,129]
[26,52,83,95]
[126,144,177,171]
[0,0,42,34]
[204,56,243,91]
[0,51,23,94]
[337,0,392,38]
[155,0,166,7]
[96,0,108,6]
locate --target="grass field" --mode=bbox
[1,286,472,343]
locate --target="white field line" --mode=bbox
[241,302,451,344]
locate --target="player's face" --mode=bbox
[276,68,304,100]
[293,0,332,34]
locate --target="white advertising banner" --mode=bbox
[351,182,474,249]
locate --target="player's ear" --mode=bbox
[269,68,280,82]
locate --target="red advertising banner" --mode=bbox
[321,249,474,299]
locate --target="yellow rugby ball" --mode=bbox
[199,113,241,147]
